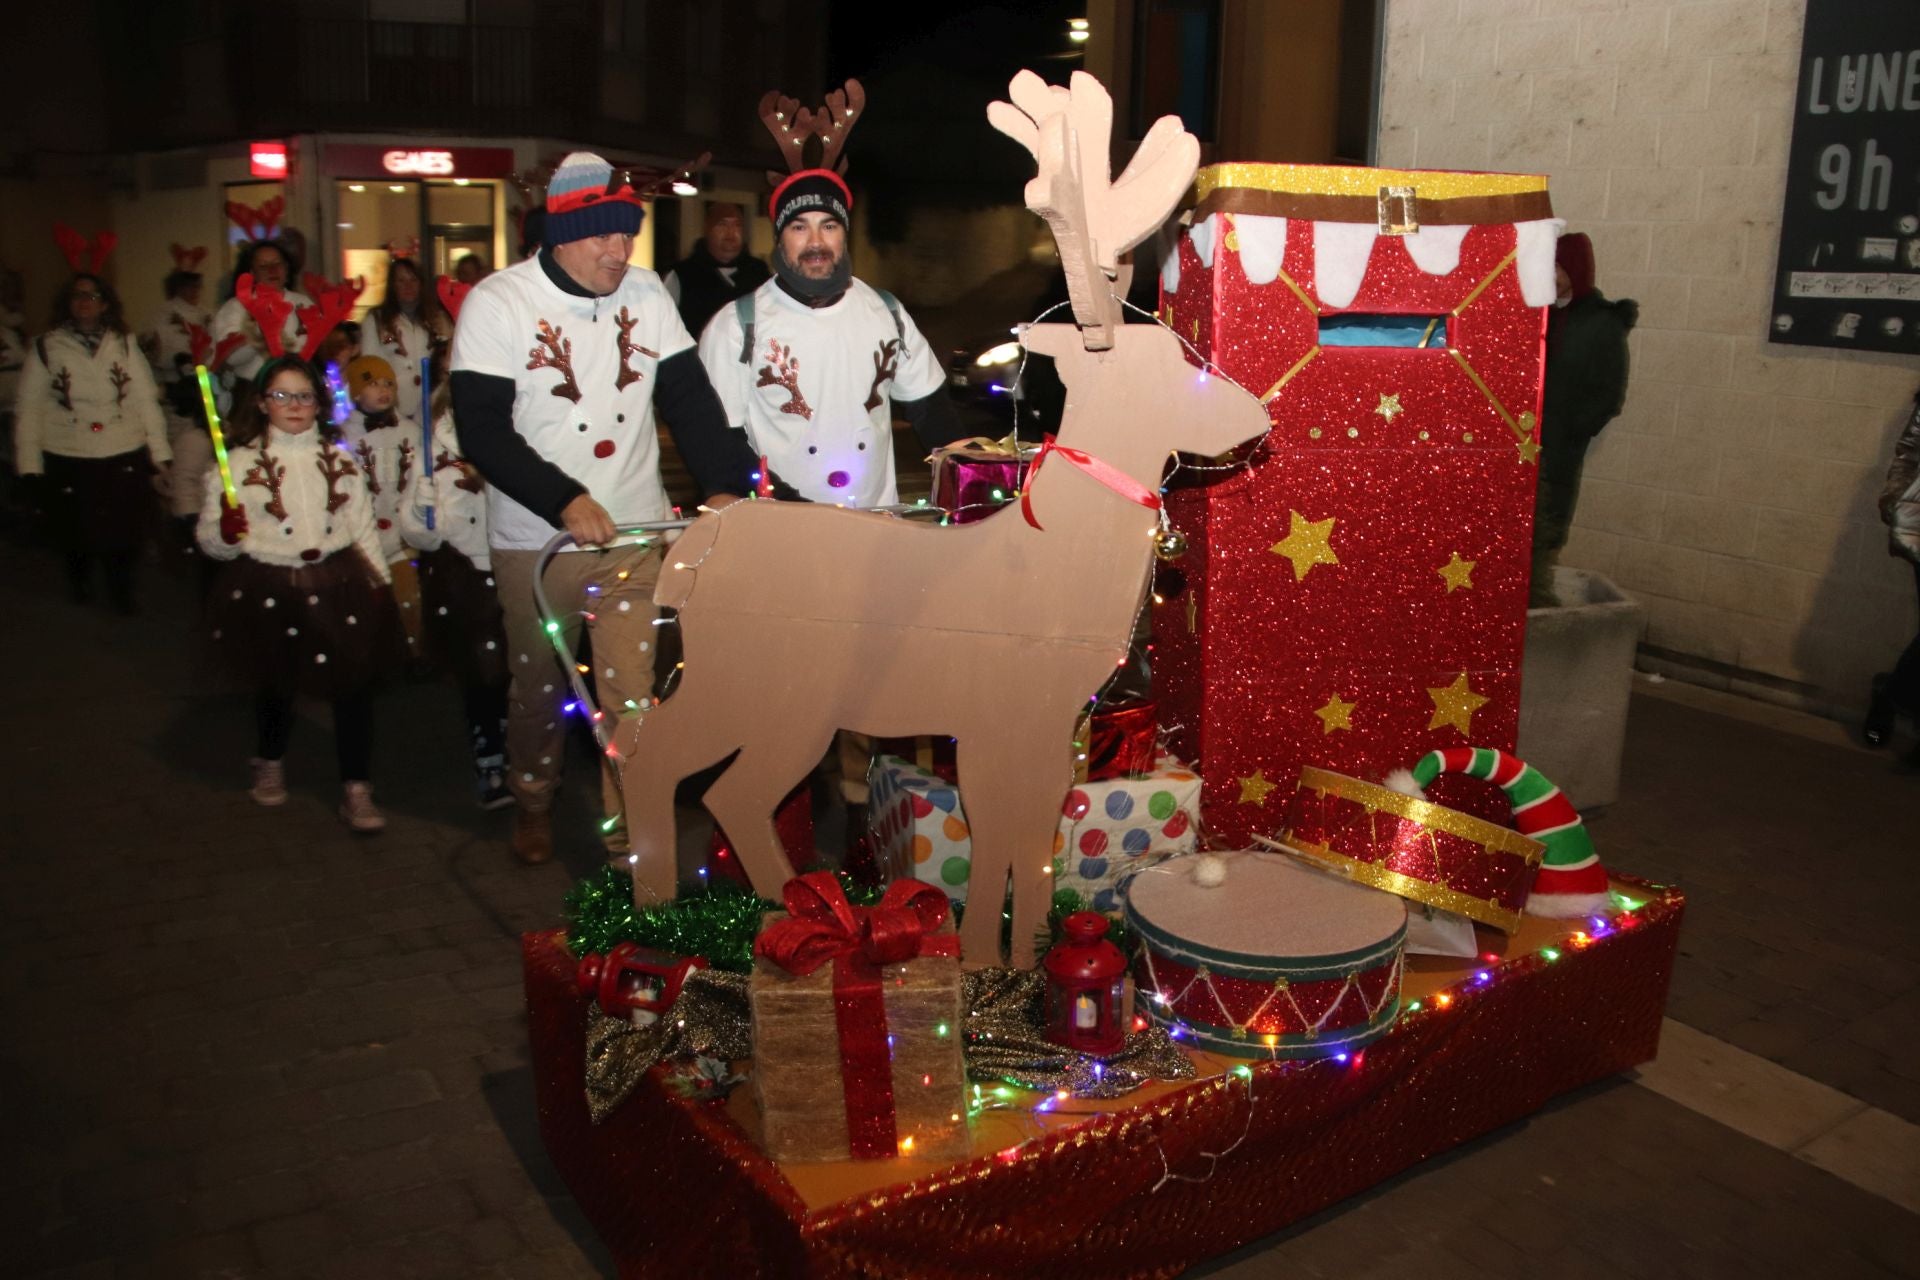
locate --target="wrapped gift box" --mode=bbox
[868,753,1202,910]
[1152,164,1558,847]
[930,437,1031,524]
[749,878,969,1163]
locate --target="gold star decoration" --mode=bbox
[1270,510,1340,582]
[1436,552,1476,593]
[1314,693,1357,733]
[1515,437,1541,465]
[1427,672,1490,737]
[1373,392,1404,422]
[1237,770,1279,806]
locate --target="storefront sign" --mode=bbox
[249,141,289,179]
[1769,0,1920,354]
[324,145,516,181]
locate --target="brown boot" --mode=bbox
[512,808,554,865]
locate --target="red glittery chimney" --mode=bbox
[1151,163,1558,843]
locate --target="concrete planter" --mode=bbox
[1517,568,1645,810]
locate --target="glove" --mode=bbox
[408,470,436,521]
[218,497,248,545]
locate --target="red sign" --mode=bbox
[324,144,516,180]
[250,141,289,179]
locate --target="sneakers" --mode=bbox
[512,808,554,865]
[249,757,288,807]
[477,768,516,811]
[339,781,387,834]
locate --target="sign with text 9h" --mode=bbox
[1770,0,1920,354]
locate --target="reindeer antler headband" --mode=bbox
[761,80,865,231]
[236,272,349,363]
[170,243,208,273]
[226,196,286,243]
[54,224,118,276]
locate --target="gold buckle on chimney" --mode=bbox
[1378,186,1419,235]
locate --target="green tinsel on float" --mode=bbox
[564,867,884,971]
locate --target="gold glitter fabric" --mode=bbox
[962,968,1196,1097]
[584,968,752,1123]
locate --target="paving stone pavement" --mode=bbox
[1,547,1914,1279]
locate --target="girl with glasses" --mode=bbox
[196,354,402,832]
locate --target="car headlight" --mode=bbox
[973,341,1021,368]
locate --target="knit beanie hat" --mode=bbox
[545,152,646,246]
[770,171,852,235]
[1556,232,1596,302]
[345,354,395,390]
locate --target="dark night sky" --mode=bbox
[821,2,1094,228]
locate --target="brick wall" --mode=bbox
[1379,0,1919,716]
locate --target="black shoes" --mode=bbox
[1864,673,1897,748]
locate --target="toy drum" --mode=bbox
[1124,853,1407,1060]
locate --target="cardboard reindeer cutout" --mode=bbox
[615,71,1268,966]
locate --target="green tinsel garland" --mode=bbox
[563,871,1136,971]
[564,867,883,971]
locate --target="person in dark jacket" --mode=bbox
[661,202,771,339]
[1865,386,1920,752]
[1532,232,1637,608]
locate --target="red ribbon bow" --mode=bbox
[754,873,958,1157]
[1019,434,1162,531]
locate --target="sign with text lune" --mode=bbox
[324,145,516,181]
[1770,0,1920,354]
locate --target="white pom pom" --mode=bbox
[1383,769,1427,799]
[1191,854,1228,888]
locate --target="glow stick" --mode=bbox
[420,356,436,530]
[195,364,236,505]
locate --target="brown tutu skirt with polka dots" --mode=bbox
[416,544,509,687]
[207,549,404,699]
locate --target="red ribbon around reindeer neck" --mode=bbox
[1019,434,1162,531]
[755,873,959,1158]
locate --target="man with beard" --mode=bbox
[662,202,770,338]
[697,157,968,822]
[696,168,964,508]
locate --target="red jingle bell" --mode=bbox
[575,942,706,1024]
[1043,912,1130,1057]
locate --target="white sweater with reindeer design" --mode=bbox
[340,408,421,565]
[399,413,494,571]
[13,327,170,473]
[196,427,389,580]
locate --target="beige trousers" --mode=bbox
[490,543,663,825]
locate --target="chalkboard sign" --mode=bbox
[1769,0,1920,355]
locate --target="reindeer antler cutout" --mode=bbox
[435,275,472,322]
[758,81,865,184]
[226,196,285,241]
[171,243,208,272]
[295,285,359,361]
[186,320,247,371]
[234,273,294,358]
[988,70,1197,350]
[53,223,118,275]
[387,236,421,262]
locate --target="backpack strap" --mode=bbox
[735,292,755,365]
[874,288,904,343]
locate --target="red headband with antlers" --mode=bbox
[54,223,118,276]
[236,272,343,363]
[226,196,286,242]
[387,236,421,262]
[760,80,864,224]
[170,243,208,272]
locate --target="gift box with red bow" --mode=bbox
[749,873,970,1163]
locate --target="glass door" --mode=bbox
[427,181,498,282]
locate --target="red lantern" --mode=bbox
[575,942,706,1024]
[1043,913,1129,1056]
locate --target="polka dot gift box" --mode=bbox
[867,753,1203,911]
